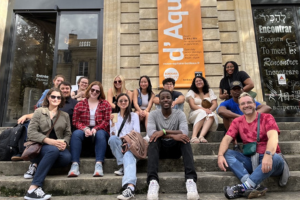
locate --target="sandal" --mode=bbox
[199,136,208,143]
[190,137,200,144]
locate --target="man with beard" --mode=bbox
[217,92,287,199]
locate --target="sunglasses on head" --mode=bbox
[50,95,61,100]
[114,80,122,84]
[91,88,100,94]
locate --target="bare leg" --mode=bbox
[192,118,205,139]
[198,117,214,142]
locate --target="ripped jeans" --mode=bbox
[224,149,284,187]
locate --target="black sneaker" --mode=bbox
[245,185,268,199]
[11,153,23,161]
[24,163,37,179]
[224,184,245,199]
[233,144,242,153]
[24,187,51,200]
[117,187,135,200]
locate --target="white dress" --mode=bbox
[185,89,218,131]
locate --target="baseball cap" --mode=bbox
[230,81,243,90]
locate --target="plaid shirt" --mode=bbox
[73,98,111,133]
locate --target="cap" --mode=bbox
[230,81,243,90]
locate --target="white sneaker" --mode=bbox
[24,163,37,179]
[114,167,124,176]
[186,179,200,200]
[147,180,159,200]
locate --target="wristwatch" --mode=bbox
[265,151,273,156]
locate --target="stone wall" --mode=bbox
[0,0,9,66]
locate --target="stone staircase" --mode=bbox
[0,123,300,198]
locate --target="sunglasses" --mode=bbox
[118,100,128,103]
[114,80,122,84]
[91,89,100,94]
[50,95,61,100]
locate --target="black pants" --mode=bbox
[147,138,197,184]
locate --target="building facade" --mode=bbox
[0,0,300,126]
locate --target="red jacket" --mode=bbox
[72,98,111,133]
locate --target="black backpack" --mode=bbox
[0,124,26,161]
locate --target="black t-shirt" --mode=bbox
[219,71,250,98]
[60,96,78,131]
[155,90,183,100]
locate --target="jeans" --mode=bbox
[31,144,71,187]
[147,138,197,184]
[70,129,109,163]
[224,149,284,187]
[108,135,137,187]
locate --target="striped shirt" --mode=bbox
[147,109,188,138]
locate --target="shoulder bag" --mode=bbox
[242,113,260,156]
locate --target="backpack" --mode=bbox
[0,124,26,161]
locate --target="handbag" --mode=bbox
[248,91,257,99]
[21,110,61,161]
[243,113,260,156]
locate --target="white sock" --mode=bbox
[28,188,35,193]
[128,185,135,191]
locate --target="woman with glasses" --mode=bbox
[108,93,140,200]
[24,88,71,200]
[71,76,89,101]
[68,81,111,178]
[219,61,254,100]
[107,75,133,113]
[133,75,155,129]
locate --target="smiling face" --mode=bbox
[47,91,62,107]
[114,76,122,89]
[140,77,149,90]
[53,77,64,88]
[79,78,89,90]
[159,91,173,109]
[59,84,71,98]
[195,77,204,89]
[163,82,174,92]
[117,95,130,110]
[89,85,101,99]
[239,96,256,116]
[225,62,235,75]
[230,86,243,99]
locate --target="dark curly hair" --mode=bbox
[189,76,210,95]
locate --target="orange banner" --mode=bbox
[157,0,205,88]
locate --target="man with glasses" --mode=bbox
[153,78,185,111]
[217,92,287,199]
[218,81,271,152]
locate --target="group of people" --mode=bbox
[16,61,287,200]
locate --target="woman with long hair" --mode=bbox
[24,88,71,200]
[108,93,140,199]
[68,81,111,177]
[219,61,254,100]
[107,75,133,113]
[133,75,155,129]
[71,76,89,101]
[186,76,218,143]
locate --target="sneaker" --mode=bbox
[11,153,23,161]
[68,163,80,177]
[233,144,242,153]
[93,162,104,177]
[114,167,124,176]
[147,180,159,200]
[117,187,135,200]
[186,179,200,200]
[24,187,51,200]
[24,164,37,179]
[246,185,268,199]
[224,184,268,199]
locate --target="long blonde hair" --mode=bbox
[112,75,128,96]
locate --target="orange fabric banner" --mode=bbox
[157,0,205,88]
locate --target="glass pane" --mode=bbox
[56,13,98,90]
[253,8,300,118]
[5,13,56,123]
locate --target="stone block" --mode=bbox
[222,55,241,65]
[140,65,159,76]
[218,10,236,21]
[120,34,139,44]
[201,0,217,7]
[203,29,220,40]
[219,21,237,31]
[140,0,157,8]
[205,64,223,76]
[217,1,235,11]
[140,9,157,19]
[140,42,158,53]
[221,43,239,54]
[121,13,139,23]
[140,30,158,42]
[125,79,139,91]
[220,32,239,43]
[120,24,140,33]
[203,41,221,51]
[140,54,158,65]
[120,45,140,56]
[201,18,219,29]
[205,76,222,88]
[201,7,218,18]
[120,68,140,79]
[204,52,222,63]
[120,57,140,68]
[121,3,139,13]
[140,19,158,30]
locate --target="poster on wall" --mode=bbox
[253,7,300,119]
[157,0,205,88]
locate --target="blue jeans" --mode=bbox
[108,135,137,187]
[70,129,109,163]
[224,149,284,187]
[31,144,71,187]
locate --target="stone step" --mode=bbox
[1,154,299,176]
[1,171,300,197]
[2,192,300,200]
